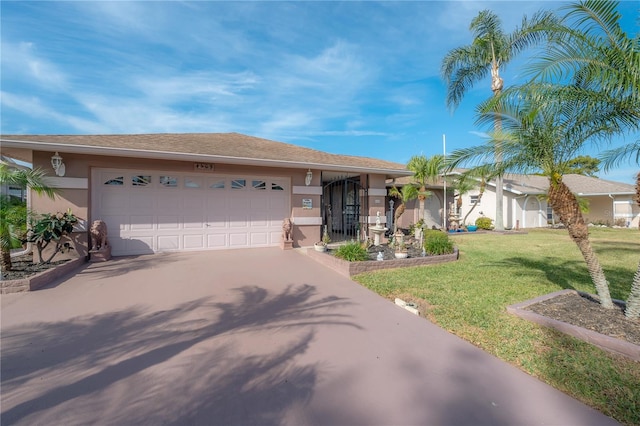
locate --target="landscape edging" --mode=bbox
[306,247,459,277]
[507,289,639,361]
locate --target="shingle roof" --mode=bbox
[392,171,635,195]
[0,133,409,174]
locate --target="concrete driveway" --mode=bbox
[1,248,617,425]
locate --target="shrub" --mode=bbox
[334,241,369,262]
[423,230,454,255]
[27,209,78,263]
[475,217,493,230]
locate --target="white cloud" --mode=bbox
[2,41,68,89]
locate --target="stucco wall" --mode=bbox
[27,150,392,251]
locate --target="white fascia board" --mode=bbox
[1,139,410,176]
[577,192,635,196]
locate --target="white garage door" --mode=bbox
[91,169,290,256]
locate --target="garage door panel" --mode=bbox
[130,194,155,211]
[207,234,227,248]
[184,234,204,249]
[250,196,268,209]
[158,235,179,251]
[184,195,204,210]
[158,215,180,230]
[250,232,269,245]
[207,213,227,228]
[229,197,250,210]
[157,194,182,212]
[130,215,154,230]
[127,237,154,254]
[229,233,248,247]
[184,215,204,229]
[250,212,268,227]
[269,231,282,244]
[100,192,128,212]
[230,216,248,228]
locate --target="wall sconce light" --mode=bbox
[305,169,313,186]
[51,152,66,177]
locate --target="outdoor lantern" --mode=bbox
[51,152,65,176]
[305,169,313,186]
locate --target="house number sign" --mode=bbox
[302,199,312,209]
[194,163,214,171]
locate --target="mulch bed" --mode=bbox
[1,255,69,281]
[526,292,640,346]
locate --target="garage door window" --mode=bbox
[272,183,284,191]
[160,176,178,188]
[252,180,266,190]
[185,177,202,188]
[104,176,124,186]
[231,179,246,189]
[209,179,225,189]
[133,175,151,186]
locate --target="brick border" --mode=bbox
[1,257,87,294]
[306,247,459,277]
[507,289,640,361]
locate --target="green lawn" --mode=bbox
[354,228,640,425]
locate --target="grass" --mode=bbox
[354,227,640,425]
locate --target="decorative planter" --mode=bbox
[394,252,408,259]
[314,243,327,252]
[466,225,478,232]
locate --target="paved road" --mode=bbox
[1,248,618,425]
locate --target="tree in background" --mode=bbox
[441,9,558,231]
[407,154,443,223]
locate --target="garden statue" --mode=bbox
[90,220,109,251]
[282,218,293,242]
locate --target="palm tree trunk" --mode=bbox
[624,261,640,319]
[394,203,406,233]
[418,191,426,223]
[1,248,12,272]
[547,178,614,309]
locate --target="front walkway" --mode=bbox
[1,248,617,425]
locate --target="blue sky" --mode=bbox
[1,1,638,184]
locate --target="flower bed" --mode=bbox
[307,246,459,277]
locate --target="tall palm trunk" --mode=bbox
[418,186,426,223]
[394,203,406,233]
[624,172,640,318]
[1,249,12,272]
[492,61,505,231]
[547,178,614,309]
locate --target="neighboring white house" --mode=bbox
[391,172,639,230]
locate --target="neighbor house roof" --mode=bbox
[0,133,410,176]
[391,171,635,196]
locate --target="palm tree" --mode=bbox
[388,184,418,233]
[406,154,443,223]
[0,164,57,272]
[530,0,639,317]
[449,82,629,309]
[441,9,558,231]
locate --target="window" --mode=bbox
[231,179,246,190]
[469,195,480,205]
[209,179,225,189]
[104,176,124,186]
[184,177,202,188]
[252,180,266,190]
[271,183,284,191]
[159,176,178,187]
[132,175,151,186]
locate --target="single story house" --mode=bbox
[0,133,411,258]
[392,172,639,230]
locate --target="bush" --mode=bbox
[475,217,493,230]
[27,209,78,263]
[423,230,454,255]
[334,241,369,262]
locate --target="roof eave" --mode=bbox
[0,138,411,177]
